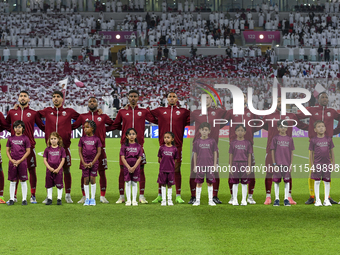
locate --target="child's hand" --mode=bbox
[246,166,251,175]
[49,167,55,172]
[193,165,197,173]
[53,168,60,174]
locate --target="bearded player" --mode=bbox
[6,91,45,204]
[72,97,117,204]
[38,91,80,203]
[109,90,157,204]
[150,92,190,204]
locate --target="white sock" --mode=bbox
[131,181,137,202]
[158,193,161,196]
[84,185,90,200]
[176,194,181,197]
[284,182,290,200]
[248,194,253,199]
[21,181,27,201]
[196,186,202,201]
[314,180,321,201]
[125,181,131,202]
[91,184,96,199]
[241,184,247,202]
[161,186,166,202]
[168,187,172,201]
[120,194,125,199]
[232,184,239,201]
[324,181,330,201]
[57,189,63,200]
[266,193,271,198]
[47,188,53,200]
[274,182,280,200]
[208,185,213,202]
[10,182,16,201]
[139,194,145,199]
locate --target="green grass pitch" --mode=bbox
[1,137,340,254]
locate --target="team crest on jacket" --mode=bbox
[62,111,66,116]
[247,112,251,117]
[137,112,142,116]
[26,112,31,117]
[327,112,331,117]
[176,111,180,115]
[212,111,216,116]
[97,117,102,121]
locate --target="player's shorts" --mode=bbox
[98,148,108,171]
[311,164,331,182]
[8,160,28,181]
[272,165,291,183]
[81,164,99,178]
[229,161,249,185]
[157,171,175,186]
[190,151,220,178]
[195,167,216,184]
[45,169,64,189]
[79,148,107,171]
[63,147,72,168]
[120,148,146,166]
[124,166,140,182]
[27,148,37,170]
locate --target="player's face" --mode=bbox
[277,125,288,134]
[205,94,213,106]
[277,97,281,111]
[164,133,174,145]
[18,93,30,106]
[52,94,63,107]
[88,98,98,111]
[127,130,137,142]
[14,125,23,135]
[128,93,139,106]
[235,126,246,138]
[84,123,94,136]
[167,93,178,106]
[199,127,210,138]
[318,93,328,106]
[314,122,326,135]
[50,135,59,146]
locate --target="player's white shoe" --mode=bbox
[65,194,73,204]
[116,197,125,204]
[42,197,48,204]
[139,197,148,204]
[241,200,247,206]
[125,200,131,206]
[193,200,200,206]
[78,196,86,204]
[314,199,322,206]
[208,200,216,206]
[100,196,109,203]
[228,196,233,205]
[167,200,174,206]
[161,200,167,206]
[323,199,332,206]
[247,197,256,204]
[132,201,138,206]
[232,199,239,206]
